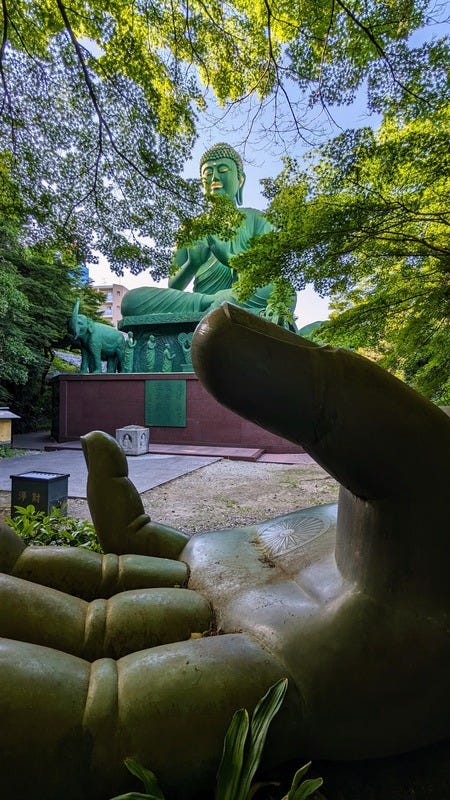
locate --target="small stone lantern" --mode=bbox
[115,425,149,456]
[0,407,20,448]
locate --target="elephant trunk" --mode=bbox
[68,299,80,337]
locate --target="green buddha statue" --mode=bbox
[121,142,296,326]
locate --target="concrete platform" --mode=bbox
[46,444,307,465]
[13,432,305,464]
[257,452,316,465]
[146,444,264,461]
[1,448,218,499]
[42,439,264,462]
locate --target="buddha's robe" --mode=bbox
[121,208,293,318]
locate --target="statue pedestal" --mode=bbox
[119,313,203,373]
[115,424,150,456]
[51,373,304,454]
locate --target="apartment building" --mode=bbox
[94,283,128,327]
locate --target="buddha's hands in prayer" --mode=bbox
[169,241,212,288]
[206,233,233,266]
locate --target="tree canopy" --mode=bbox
[0,0,437,275]
[232,90,450,402]
[0,161,105,424]
[1,1,448,406]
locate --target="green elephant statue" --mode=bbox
[0,303,449,800]
[68,299,126,373]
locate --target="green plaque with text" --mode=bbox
[145,380,186,427]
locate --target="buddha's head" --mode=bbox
[200,143,245,205]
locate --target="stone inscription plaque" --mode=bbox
[145,380,186,427]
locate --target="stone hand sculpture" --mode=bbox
[68,299,126,373]
[0,518,187,600]
[1,303,449,800]
[121,142,297,328]
[82,429,188,560]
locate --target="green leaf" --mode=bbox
[289,777,324,800]
[123,758,166,799]
[109,793,158,799]
[285,762,312,796]
[215,708,250,800]
[238,678,289,800]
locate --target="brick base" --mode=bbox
[51,373,303,453]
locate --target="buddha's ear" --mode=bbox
[236,173,245,206]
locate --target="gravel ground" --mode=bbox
[0,457,339,535]
[69,457,339,534]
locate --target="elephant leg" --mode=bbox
[80,349,89,373]
[89,345,102,373]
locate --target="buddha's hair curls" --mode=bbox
[200,143,244,178]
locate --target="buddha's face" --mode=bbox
[201,157,244,200]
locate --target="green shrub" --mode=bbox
[6,503,101,551]
[109,679,324,800]
[215,677,289,800]
[48,352,79,376]
[0,445,26,459]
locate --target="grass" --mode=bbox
[0,445,27,459]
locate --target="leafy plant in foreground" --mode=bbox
[215,677,289,800]
[109,679,324,799]
[6,504,101,552]
[109,758,165,800]
[279,761,324,800]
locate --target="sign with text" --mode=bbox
[145,380,187,427]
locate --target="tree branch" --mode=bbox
[0,0,16,151]
[55,0,178,197]
[335,0,430,106]
[263,0,310,142]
